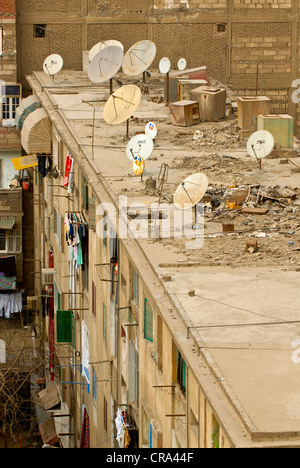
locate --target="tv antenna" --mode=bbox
[126,134,154,161]
[159,57,171,106]
[43,54,63,81]
[174,172,208,229]
[122,40,156,86]
[89,40,124,62]
[103,85,142,139]
[145,121,158,140]
[132,155,145,181]
[177,58,187,71]
[88,45,124,94]
[246,130,275,170]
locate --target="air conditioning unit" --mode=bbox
[41,268,57,286]
[27,296,39,310]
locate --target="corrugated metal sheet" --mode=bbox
[15,95,41,131]
[21,108,52,155]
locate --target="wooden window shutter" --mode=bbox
[144,298,153,342]
[103,304,107,341]
[88,196,96,231]
[57,310,73,343]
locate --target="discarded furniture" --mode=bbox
[237,96,271,134]
[178,79,208,101]
[170,100,200,126]
[165,66,210,103]
[196,86,226,121]
[257,114,294,149]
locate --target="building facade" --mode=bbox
[24,66,300,449]
[16,0,300,136]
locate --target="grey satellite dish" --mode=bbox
[126,134,154,161]
[88,45,124,84]
[177,58,187,71]
[43,54,63,77]
[247,130,275,169]
[89,40,124,62]
[159,57,171,75]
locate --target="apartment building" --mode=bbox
[23,66,300,449]
[15,0,300,136]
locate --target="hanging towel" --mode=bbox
[80,408,90,448]
[64,152,73,187]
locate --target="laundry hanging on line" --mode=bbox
[0,290,24,319]
[64,212,88,271]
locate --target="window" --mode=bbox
[92,281,96,316]
[131,267,139,305]
[176,349,186,394]
[157,316,163,371]
[56,310,73,343]
[211,415,220,449]
[0,229,22,254]
[0,85,21,125]
[0,27,3,57]
[103,396,108,432]
[34,24,46,38]
[93,367,97,403]
[82,175,89,211]
[144,297,153,342]
[103,304,107,342]
[0,230,6,251]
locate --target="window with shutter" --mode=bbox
[88,196,96,231]
[144,298,153,342]
[57,310,73,343]
[103,304,107,342]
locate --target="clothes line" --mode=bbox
[0,290,24,319]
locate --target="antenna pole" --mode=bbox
[255,62,259,97]
[126,119,130,140]
[110,78,113,95]
[166,72,170,106]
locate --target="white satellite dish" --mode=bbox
[159,57,171,75]
[126,134,154,161]
[122,40,156,77]
[103,85,142,126]
[246,130,275,160]
[89,40,124,62]
[43,54,64,76]
[145,122,157,140]
[88,45,124,84]
[174,173,208,210]
[177,58,187,71]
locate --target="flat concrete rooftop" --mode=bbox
[27,70,300,443]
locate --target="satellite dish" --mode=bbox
[89,40,124,62]
[246,130,275,160]
[88,45,124,84]
[126,134,154,161]
[43,54,63,76]
[174,172,208,210]
[145,121,157,140]
[103,85,142,125]
[177,58,187,71]
[159,57,171,75]
[133,156,145,176]
[122,40,156,77]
